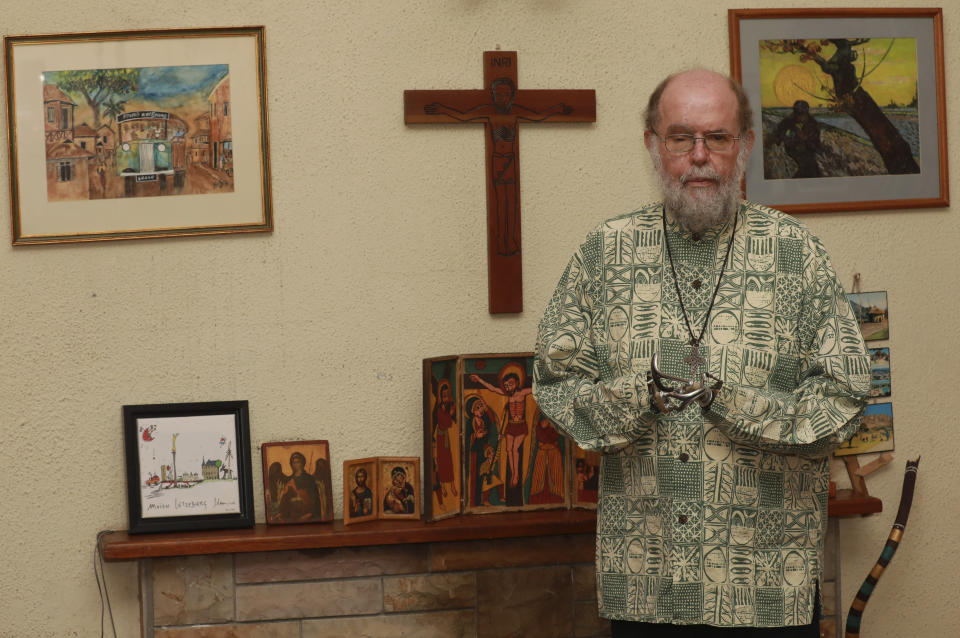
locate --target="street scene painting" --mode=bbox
[135,412,242,518]
[847,291,889,341]
[836,402,895,456]
[43,64,234,201]
[758,38,919,180]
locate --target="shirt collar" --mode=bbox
[662,201,743,242]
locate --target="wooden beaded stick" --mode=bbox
[844,457,920,637]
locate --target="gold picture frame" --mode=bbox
[4,26,272,244]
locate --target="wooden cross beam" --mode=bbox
[405,51,596,314]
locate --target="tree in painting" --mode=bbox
[55,68,139,129]
[761,39,919,174]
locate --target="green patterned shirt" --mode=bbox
[533,201,869,627]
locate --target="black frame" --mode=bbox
[123,400,255,534]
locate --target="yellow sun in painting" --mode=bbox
[772,65,820,107]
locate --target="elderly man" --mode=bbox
[533,69,869,636]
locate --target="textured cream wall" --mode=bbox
[0,0,956,635]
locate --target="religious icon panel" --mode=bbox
[261,440,334,525]
[377,457,421,521]
[343,457,378,525]
[423,353,576,519]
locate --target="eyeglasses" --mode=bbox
[656,132,740,154]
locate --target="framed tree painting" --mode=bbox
[261,440,334,525]
[4,26,272,244]
[122,400,254,534]
[729,8,947,213]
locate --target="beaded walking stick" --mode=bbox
[844,457,920,637]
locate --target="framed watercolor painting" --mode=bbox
[261,440,334,525]
[4,26,272,244]
[729,8,947,213]
[122,400,254,534]
[343,457,379,525]
[377,457,421,521]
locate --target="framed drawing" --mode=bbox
[847,291,889,341]
[835,402,894,457]
[729,8,947,213]
[423,356,461,521]
[4,26,272,244]
[261,440,334,525]
[377,457,421,520]
[869,347,891,398]
[343,457,379,525]
[122,400,254,534]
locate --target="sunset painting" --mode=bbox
[758,38,919,179]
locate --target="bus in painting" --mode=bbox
[115,110,187,195]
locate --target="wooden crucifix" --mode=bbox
[405,51,596,314]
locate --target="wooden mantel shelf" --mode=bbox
[101,492,881,561]
[100,509,597,561]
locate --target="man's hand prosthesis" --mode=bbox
[646,353,722,414]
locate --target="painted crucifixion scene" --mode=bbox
[42,64,234,201]
[405,51,596,313]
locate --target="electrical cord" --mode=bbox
[94,530,118,638]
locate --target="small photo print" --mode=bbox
[869,347,891,397]
[847,291,889,341]
[377,457,421,520]
[836,402,894,456]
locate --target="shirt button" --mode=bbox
[679,453,689,462]
[678,514,688,524]
[692,279,702,290]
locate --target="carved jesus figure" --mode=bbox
[425,78,572,256]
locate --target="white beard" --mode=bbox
[651,145,748,234]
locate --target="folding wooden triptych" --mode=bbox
[422,352,601,521]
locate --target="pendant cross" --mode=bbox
[684,340,706,383]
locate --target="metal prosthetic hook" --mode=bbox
[646,352,723,413]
